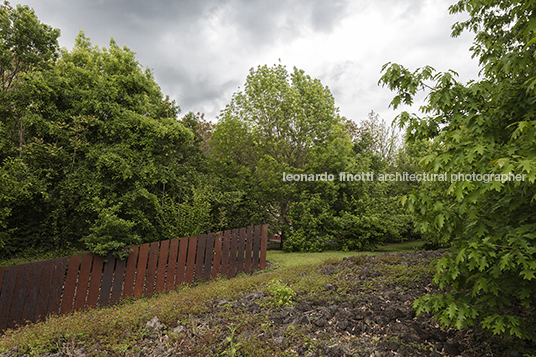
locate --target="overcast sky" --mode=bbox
[19,0,480,124]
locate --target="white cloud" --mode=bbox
[18,0,480,124]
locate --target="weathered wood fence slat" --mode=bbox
[0,224,268,332]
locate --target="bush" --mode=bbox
[267,279,296,308]
[331,212,388,251]
[82,206,141,258]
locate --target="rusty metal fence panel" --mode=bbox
[0,224,268,332]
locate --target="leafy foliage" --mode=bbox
[380,0,536,341]
[0,19,211,256]
[267,279,296,308]
[211,63,353,249]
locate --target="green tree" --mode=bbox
[0,1,60,253]
[212,63,353,250]
[0,1,60,159]
[1,29,198,257]
[345,111,401,165]
[380,0,536,341]
[340,112,421,246]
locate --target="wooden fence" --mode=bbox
[0,224,268,332]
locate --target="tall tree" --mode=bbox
[380,0,536,341]
[0,1,60,158]
[345,111,401,165]
[0,1,60,253]
[211,63,353,248]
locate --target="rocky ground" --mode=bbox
[8,250,536,356]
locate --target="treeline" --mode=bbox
[0,3,428,259]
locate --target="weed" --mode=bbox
[266,279,296,308]
[221,324,242,356]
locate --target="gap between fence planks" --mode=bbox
[0,224,268,332]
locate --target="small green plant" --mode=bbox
[267,279,296,308]
[221,324,242,356]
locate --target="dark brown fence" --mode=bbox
[0,224,268,332]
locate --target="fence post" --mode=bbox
[260,224,268,270]
[133,244,150,298]
[185,236,198,284]
[145,242,160,297]
[245,226,254,273]
[195,234,206,282]
[211,232,222,279]
[204,233,215,280]
[155,240,170,293]
[60,255,81,315]
[122,246,139,299]
[0,266,17,331]
[166,239,179,291]
[176,237,188,287]
[34,259,56,321]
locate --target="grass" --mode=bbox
[375,240,426,252]
[0,241,426,356]
[267,240,425,269]
[267,250,367,269]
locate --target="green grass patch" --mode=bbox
[267,250,366,269]
[266,240,425,269]
[375,240,425,252]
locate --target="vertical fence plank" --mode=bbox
[166,239,179,291]
[122,246,139,299]
[47,257,68,316]
[0,266,4,329]
[110,259,126,304]
[7,263,31,329]
[0,266,4,330]
[175,237,188,287]
[245,226,254,273]
[228,229,239,278]
[237,228,246,274]
[211,232,222,279]
[252,225,261,270]
[133,243,150,298]
[87,255,104,308]
[195,234,206,282]
[0,266,4,292]
[145,242,160,297]
[0,266,4,326]
[221,230,231,277]
[60,255,81,315]
[99,253,116,306]
[260,224,268,270]
[185,236,197,284]
[204,233,214,280]
[74,254,93,312]
[0,266,17,331]
[21,262,44,324]
[35,259,56,321]
[155,240,170,293]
